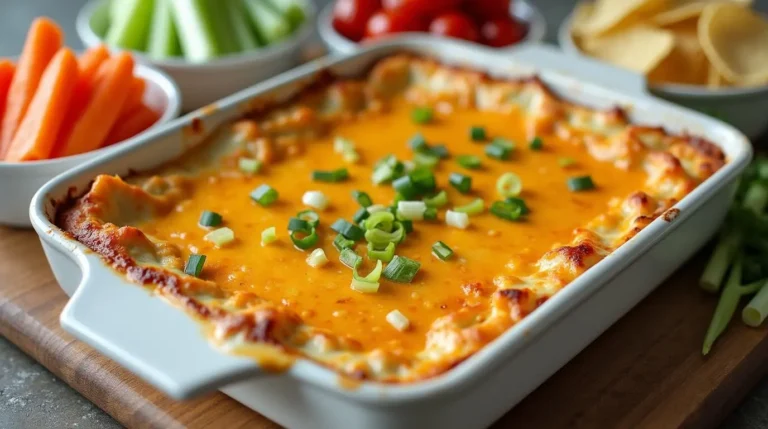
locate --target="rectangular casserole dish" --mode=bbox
[30,37,751,429]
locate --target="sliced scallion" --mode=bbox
[431,241,453,261]
[290,228,319,250]
[401,220,413,233]
[365,223,405,246]
[486,138,514,160]
[238,157,261,174]
[413,151,439,169]
[367,204,388,214]
[408,133,428,151]
[340,248,362,269]
[386,309,410,331]
[306,248,329,268]
[430,144,449,159]
[469,126,486,141]
[302,190,329,210]
[351,259,384,293]
[353,207,370,224]
[333,234,355,252]
[446,210,469,229]
[364,211,395,232]
[397,201,427,221]
[312,168,348,183]
[287,217,311,232]
[558,157,576,168]
[382,255,421,283]
[204,227,235,247]
[334,137,355,154]
[505,197,530,215]
[352,190,373,208]
[457,154,482,170]
[454,198,484,215]
[199,210,222,228]
[490,200,524,221]
[184,254,206,277]
[331,219,365,241]
[449,172,472,194]
[393,175,418,200]
[411,107,433,124]
[496,172,522,198]
[424,207,438,220]
[529,136,543,150]
[423,190,448,208]
[250,184,278,206]
[568,175,595,191]
[368,241,396,262]
[409,168,436,193]
[297,209,320,227]
[261,226,277,246]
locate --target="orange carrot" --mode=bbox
[58,52,135,157]
[119,77,147,118]
[0,18,63,158]
[4,49,78,162]
[51,45,111,156]
[104,103,160,146]
[0,60,16,140]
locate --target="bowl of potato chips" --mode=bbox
[559,0,768,138]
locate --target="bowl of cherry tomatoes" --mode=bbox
[319,0,547,54]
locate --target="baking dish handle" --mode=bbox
[60,254,265,399]
[510,44,648,98]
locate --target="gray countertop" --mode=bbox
[1,1,767,428]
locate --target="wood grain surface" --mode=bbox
[1,226,767,429]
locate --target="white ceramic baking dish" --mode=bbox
[30,37,751,429]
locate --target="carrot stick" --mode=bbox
[104,103,160,146]
[4,49,78,162]
[0,60,16,141]
[51,45,112,156]
[0,18,63,158]
[119,76,147,118]
[58,52,135,157]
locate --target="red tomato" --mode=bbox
[364,9,429,39]
[332,0,382,41]
[464,0,511,20]
[480,18,527,47]
[428,12,480,42]
[382,0,461,17]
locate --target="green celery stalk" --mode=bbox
[209,0,239,54]
[168,0,222,61]
[105,0,155,50]
[244,0,291,45]
[147,0,182,58]
[225,0,262,51]
[266,0,307,31]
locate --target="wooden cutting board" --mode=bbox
[2,226,768,429]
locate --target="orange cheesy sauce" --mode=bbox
[136,97,647,354]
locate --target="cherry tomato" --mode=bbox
[364,9,429,40]
[332,0,382,41]
[429,12,480,42]
[464,0,511,20]
[382,0,461,17]
[480,18,527,47]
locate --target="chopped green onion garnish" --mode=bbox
[401,220,413,233]
[238,157,261,174]
[364,211,395,232]
[353,207,370,224]
[184,254,206,277]
[382,255,421,283]
[397,201,427,221]
[529,136,543,150]
[343,150,360,164]
[340,248,362,269]
[393,175,419,200]
[368,241,396,262]
[288,217,311,232]
[490,200,524,221]
[424,207,438,220]
[367,204,388,214]
[351,259,384,293]
[445,210,469,229]
[408,133,428,151]
[297,209,320,227]
[302,191,329,211]
[199,210,222,228]
[312,168,348,182]
[485,143,510,160]
[409,168,436,193]
[354,259,383,282]
[558,157,576,168]
[331,219,365,241]
[431,241,453,261]
[334,137,355,154]
[352,190,373,208]
[567,175,595,191]
[496,172,522,198]
[306,248,329,268]
[290,228,319,250]
[333,234,355,252]
[372,155,405,184]
[449,172,472,194]
[430,144,449,159]
[454,198,485,215]
[457,154,482,170]
[261,226,277,246]
[386,309,410,331]
[204,227,235,247]
[250,184,278,206]
[469,126,486,141]
[423,190,448,208]
[492,137,515,150]
[365,223,405,246]
[413,151,439,169]
[505,197,530,215]
[411,107,433,124]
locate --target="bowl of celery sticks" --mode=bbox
[77,0,315,110]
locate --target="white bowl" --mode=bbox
[77,0,316,111]
[557,6,768,139]
[318,0,547,55]
[0,64,180,228]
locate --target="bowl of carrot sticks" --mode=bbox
[77,0,315,111]
[0,18,181,228]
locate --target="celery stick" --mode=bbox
[147,0,182,58]
[225,0,262,52]
[266,0,307,31]
[169,0,222,62]
[244,0,291,45]
[105,0,155,50]
[209,0,239,54]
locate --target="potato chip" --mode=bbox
[652,0,752,27]
[581,26,675,74]
[648,20,709,85]
[699,3,768,86]
[578,0,666,36]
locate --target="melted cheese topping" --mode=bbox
[56,55,726,383]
